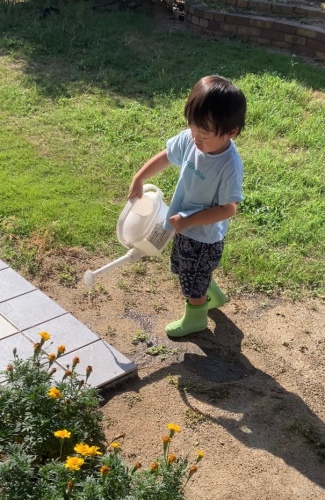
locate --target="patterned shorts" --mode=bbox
[170,233,224,299]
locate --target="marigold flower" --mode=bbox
[167,453,177,463]
[86,365,93,378]
[39,331,51,341]
[65,456,84,471]
[34,342,41,350]
[72,356,80,367]
[150,461,159,471]
[6,364,13,372]
[100,465,110,476]
[189,465,198,477]
[196,449,205,461]
[162,435,171,444]
[48,353,56,362]
[134,461,142,469]
[54,429,71,439]
[63,370,73,379]
[110,442,120,449]
[74,443,102,456]
[57,345,66,354]
[47,387,62,398]
[167,423,181,437]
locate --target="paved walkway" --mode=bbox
[0,259,137,388]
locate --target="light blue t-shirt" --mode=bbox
[165,129,244,244]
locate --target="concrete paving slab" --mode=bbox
[0,267,36,303]
[57,339,137,389]
[23,313,100,355]
[0,313,19,339]
[0,260,9,270]
[0,264,137,389]
[0,290,66,330]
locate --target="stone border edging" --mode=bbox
[184,0,325,60]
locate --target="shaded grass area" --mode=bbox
[0,1,324,295]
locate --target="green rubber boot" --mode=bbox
[165,300,209,338]
[207,279,228,310]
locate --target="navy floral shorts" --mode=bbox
[170,233,224,299]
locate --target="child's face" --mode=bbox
[189,124,237,155]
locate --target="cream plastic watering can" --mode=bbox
[83,184,174,287]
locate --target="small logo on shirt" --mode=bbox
[186,161,206,181]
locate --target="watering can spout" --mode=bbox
[83,248,145,288]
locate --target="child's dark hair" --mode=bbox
[184,75,247,136]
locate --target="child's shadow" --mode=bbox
[168,309,325,489]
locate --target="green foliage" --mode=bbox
[0,336,203,499]
[0,2,324,295]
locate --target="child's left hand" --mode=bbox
[169,214,189,233]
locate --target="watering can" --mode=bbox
[83,184,174,287]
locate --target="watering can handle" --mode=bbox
[116,184,164,248]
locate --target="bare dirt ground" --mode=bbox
[31,246,325,500]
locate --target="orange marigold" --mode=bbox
[100,465,110,476]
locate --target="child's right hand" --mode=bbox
[128,177,143,199]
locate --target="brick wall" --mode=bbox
[184,0,325,61]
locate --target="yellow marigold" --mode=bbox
[47,387,62,398]
[100,465,110,476]
[167,453,177,463]
[110,442,120,449]
[162,435,171,444]
[88,445,102,456]
[39,331,51,341]
[65,456,84,471]
[74,443,102,456]
[57,345,66,354]
[54,429,71,439]
[196,449,205,461]
[48,353,56,362]
[150,461,159,471]
[167,423,181,433]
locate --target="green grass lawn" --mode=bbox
[0,1,324,296]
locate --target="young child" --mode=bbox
[128,75,247,337]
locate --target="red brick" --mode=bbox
[220,23,238,33]
[237,0,248,7]
[199,18,208,28]
[207,20,221,31]
[316,29,325,43]
[250,16,273,29]
[306,38,325,52]
[260,29,285,41]
[255,37,271,45]
[192,15,199,25]
[213,13,226,22]
[315,51,325,60]
[225,14,251,26]
[273,21,297,35]
[285,34,306,46]
[296,27,317,39]
[238,26,261,37]
[203,10,214,21]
